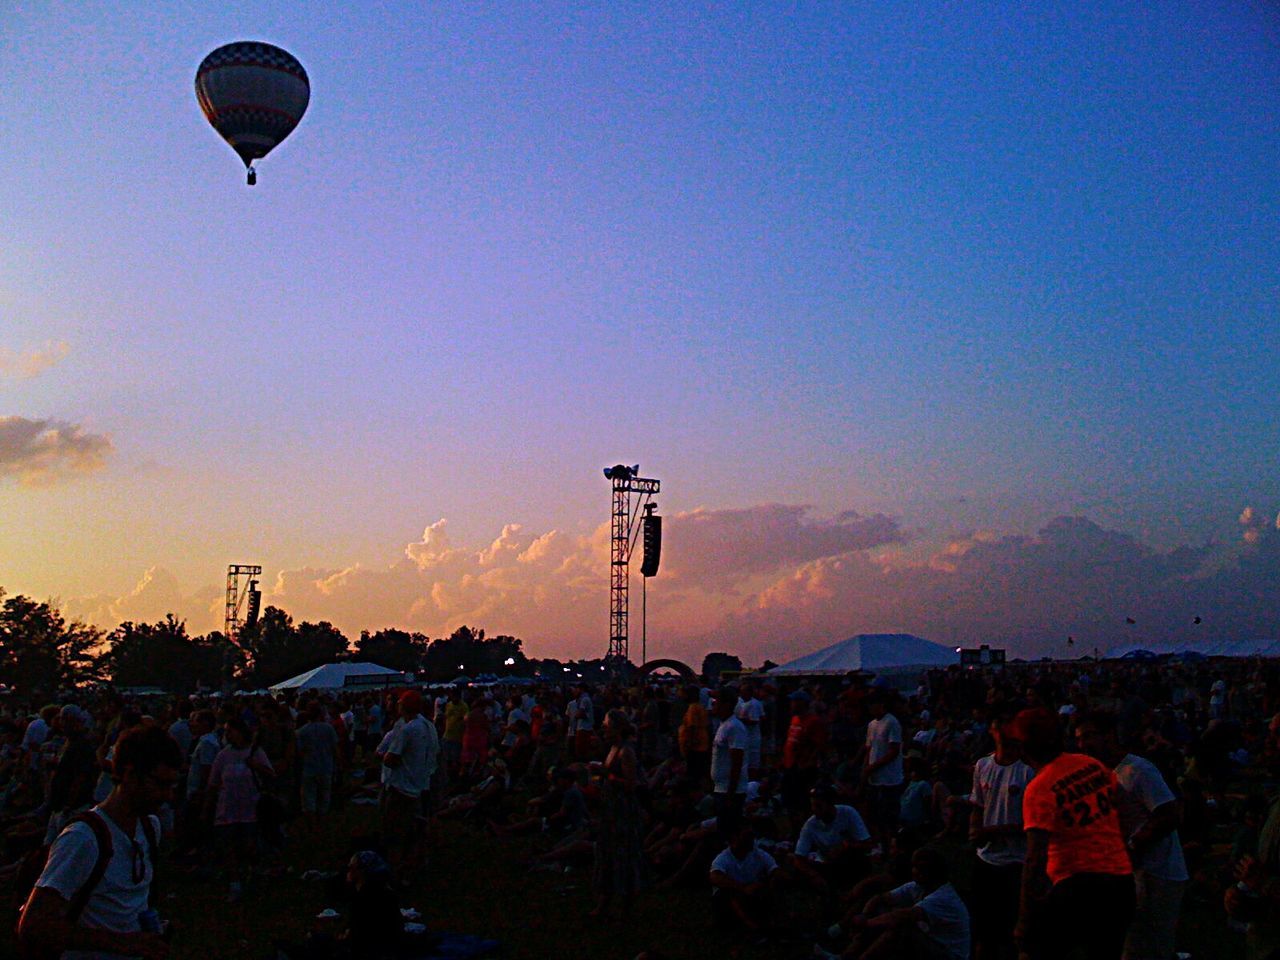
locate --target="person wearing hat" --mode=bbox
[1012,707,1134,960]
[381,690,438,886]
[968,709,1034,960]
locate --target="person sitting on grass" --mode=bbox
[709,821,783,940]
[437,751,509,820]
[791,783,873,894]
[491,766,587,837]
[816,847,970,960]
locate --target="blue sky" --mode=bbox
[1,2,1277,658]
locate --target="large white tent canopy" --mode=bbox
[269,661,403,692]
[768,634,957,677]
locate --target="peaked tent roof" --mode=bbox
[768,634,957,676]
[269,661,403,691]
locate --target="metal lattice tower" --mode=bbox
[604,465,659,665]
[224,564,262,646]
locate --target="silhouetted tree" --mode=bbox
[700,651,742,683]
[99,614,235,693]
[239,606,349,687]
[356,628,428,673]
[0,590,102,696]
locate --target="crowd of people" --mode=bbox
[1,655,1278,959]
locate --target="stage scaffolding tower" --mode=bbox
[603,465,659,666]
[223,564,261,689]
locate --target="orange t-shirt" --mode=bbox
[1022,752,1132,886]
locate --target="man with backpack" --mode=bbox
[17,724,183,960]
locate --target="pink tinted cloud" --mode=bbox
[69,507,1280,669]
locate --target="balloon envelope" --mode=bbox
[195,41,309,170]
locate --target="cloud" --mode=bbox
[0,416,112,485]
[713,515,1272,663]
[262,504,893,658]
[662,505,903,585]
[73,507,1280,669]
[0,340,70,380]
[66,566,222,633]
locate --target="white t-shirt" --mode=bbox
[37,807,159,960]
[795,804,870,858]
[573,694,594,733]
[23,716,49,768]
[710,716,748,795]
[865,713,904,786]
[970,754,1035,866]
[384,715,439,797]
[710,844,777,886]
[1114,754,1188,881]
[886,881,971,960]
[186,732,221,799]
[735,698,764,730]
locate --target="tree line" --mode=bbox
[0,588,761,697]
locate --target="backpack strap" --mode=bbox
[139,815,160,906]
[63,811,113,926]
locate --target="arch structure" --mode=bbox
[637,658,698,682]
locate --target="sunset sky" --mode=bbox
[2,3,1278,665]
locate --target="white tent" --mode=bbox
[1111,638,1280,659]
[768,634,957,677]
[269,661,404,692]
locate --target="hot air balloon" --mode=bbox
[195,41,309,186]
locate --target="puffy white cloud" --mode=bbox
[69,507,1280,669]
[0,340,70,380]
[66,566,222,633]
[0,416,112,485]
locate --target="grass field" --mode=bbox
[1,789,1249,960]
[160,802,1242,960]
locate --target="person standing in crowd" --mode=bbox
[460,694,491,779]
[22,705,58,785]
[442,687,468,777]
[207,717,273,903]
[381,691,438,887]
[591,709,643,919]
[167,701,193,760]
[710,686,748,837]
[573,685,596,761]
[19,725,182,960]
[42,706,97,844]
[678,685,711,786]
[296,703,340,831]
[860,692,905,849]
[1013,707,1134,960]
[735,680,765,780]
[969,711,1035,960]
[1076,711,1188,960]
[781,690,824,812]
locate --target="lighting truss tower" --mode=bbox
[603,464,660,666]
[224,563,262,647]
